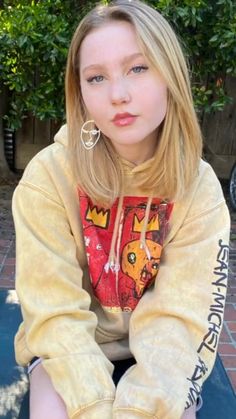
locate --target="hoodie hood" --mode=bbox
[54,124,158,193]
[54,124,68,147]
[119,155,157,174]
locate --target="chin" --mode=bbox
[112,136,145,145]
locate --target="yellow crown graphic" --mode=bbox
[86,206,109,228]
[133,214,159,233]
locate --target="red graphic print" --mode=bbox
[79,191,173,312]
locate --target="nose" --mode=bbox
[110,78,131,105]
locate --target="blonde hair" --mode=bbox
[65,0,202,205]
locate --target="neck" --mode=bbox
[114,141,157,166]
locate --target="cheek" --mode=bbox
[152,82,167,104]
[80,86,106,120]
[83,96,96,115]
[80,82,95,114]
[149,85,168,118]
[137,79,167,113]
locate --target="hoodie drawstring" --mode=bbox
[140,195,153,261]
[104,193,124,273]
[105,194,153,276]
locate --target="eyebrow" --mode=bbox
[81,52,145,74]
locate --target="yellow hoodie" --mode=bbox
[12,125,230,419]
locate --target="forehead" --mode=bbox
[80,21,143,67]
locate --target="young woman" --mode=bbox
[12,1,230,418]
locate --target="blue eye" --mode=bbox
[87,75,104,84]
[131,65,148,74]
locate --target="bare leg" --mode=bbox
[29,363,68,419]
[181,403,196,419]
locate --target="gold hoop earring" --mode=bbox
[80,120,101,150]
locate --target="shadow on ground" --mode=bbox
[0,290,29,419]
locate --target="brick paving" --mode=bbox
[0,181,16,289]
[0,177,236,392]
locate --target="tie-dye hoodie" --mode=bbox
[12,125,230,419]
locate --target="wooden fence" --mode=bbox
[201,76,236,178]
[15,118,60,170]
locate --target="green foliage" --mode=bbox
[0,0,95,129]
[0,0,235,129]
[147,0,236,113]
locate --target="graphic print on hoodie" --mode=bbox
[79,191,173,312]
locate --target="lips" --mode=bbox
[112,112,137,127]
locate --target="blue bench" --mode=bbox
[1,289,236,418]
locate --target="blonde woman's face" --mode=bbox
[80,21,167,163]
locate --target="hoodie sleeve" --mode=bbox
[113,164,230,419]
[12,160,115,418]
